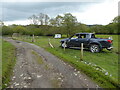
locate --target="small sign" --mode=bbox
[54,34,61,38]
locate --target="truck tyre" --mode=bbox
[90,44,101,53]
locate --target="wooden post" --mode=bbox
[48,38,54,48]
[64,41,66,51]
[80,43,83,60]
[111,36,113,41]
[32,34,35,42]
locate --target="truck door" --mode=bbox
[67,35,79,47]
[78,38,89,47]
[67,34,90,47]
[78,34,90,47]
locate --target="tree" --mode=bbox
[38,13,44,25]
[55,15,63,27]
[44,14,50,25]
[76,23,90,33]
[12,26,26,35]
[112,16,119,34]
[105,16,120,34]
[62,13,78,37]
[28,14,38,25]
[106,23,118,34]
[89,25,106,34]
[49,15,63,34]
[49,18,56,26]
[28,13,50,25]
[38,13,50,25]
[112,16,120,23]
[2,26,13,35]
[0,20,4,35]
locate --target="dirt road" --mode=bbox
[5,37,99,88]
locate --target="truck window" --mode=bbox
[79,34,86,38]
[91,34,95,38]
[71,35,79,39]
[86,34,90,38]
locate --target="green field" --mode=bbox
[15,35,119,88]
[2,40,16,88]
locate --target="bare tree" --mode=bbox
[38,13,44,25]
[55,15,63,27]
[28,13,50,25]
[28,14,38,25]
[49,15,63,27]
[38,13,50,25]
[44,14,50,25]
[49,18,56,26]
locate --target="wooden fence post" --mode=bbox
[32,34,35,42]
[48,38,54,48]
[80,43,83,60]
[64,41,66,51]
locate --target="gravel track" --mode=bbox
[5,37,99,88]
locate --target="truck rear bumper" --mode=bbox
[107,47,113,50]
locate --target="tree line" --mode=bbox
[1,13,119,37]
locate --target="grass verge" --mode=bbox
[31,50,43,64]
[2,40,16,89]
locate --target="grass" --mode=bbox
[2,40,16,89]
[31,50,44,64]
[15,35,119,88]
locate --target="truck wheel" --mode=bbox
[90,44,100,53]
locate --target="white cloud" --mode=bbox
[4,19,30,26]
[72,0,118,25]
[3,0,119,25]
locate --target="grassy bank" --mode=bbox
[2,40,16,88]
[15,35,119,88]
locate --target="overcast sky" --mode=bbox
[0,0,119,25]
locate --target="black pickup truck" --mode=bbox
[60,33,113,53]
